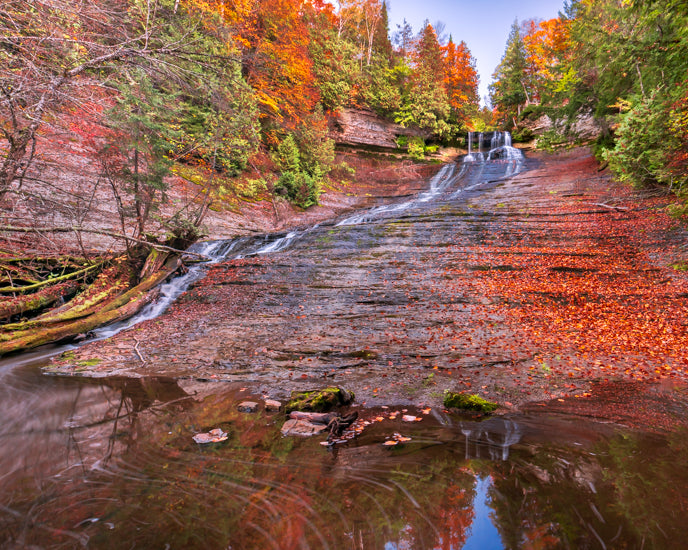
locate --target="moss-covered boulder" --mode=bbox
[443,392,498,413]
[285,387,354,413]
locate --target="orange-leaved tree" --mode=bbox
[523,17,571,105]
[443,38,479,128]
[202,0,318,135]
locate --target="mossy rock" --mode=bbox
[285,387,355,413]
[443,392,498,413]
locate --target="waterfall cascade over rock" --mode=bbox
[464,131,523,163]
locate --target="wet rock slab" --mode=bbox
[53,149,688,411]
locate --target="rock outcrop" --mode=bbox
[330,108,430,149]
[528,112,602,142]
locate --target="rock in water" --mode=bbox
[193,428,228,444]
[237,401,259,413]
[281,419,329,437]
[264,399,282,411]
[288,411,338,424]
[284,387,354,413]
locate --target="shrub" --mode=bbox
[605,91,669,188]
[407,137,425,160]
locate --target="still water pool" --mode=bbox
[2,363,687,549]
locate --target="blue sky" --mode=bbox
[385,0,566,104]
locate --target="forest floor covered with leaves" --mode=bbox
[50,148,688,428]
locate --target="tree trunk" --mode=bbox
[0,252,181,355]
[0,280,83,321]
[0,130,32,196]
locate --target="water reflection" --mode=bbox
[1,373,687,549]
[461,419,522,461]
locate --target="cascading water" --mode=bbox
[337,163,459,226]
[91,228,312,341]
[491,131,499,150]
[464,131,523,163]
[1,136,525,368]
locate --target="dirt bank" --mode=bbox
[49,148,688,426]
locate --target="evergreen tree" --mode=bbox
[395,22,452,139]
[490,20,531,127]
[415,21,445,82]
[393,18,414,60]
[101,70,178,240]
[372,1,394,63]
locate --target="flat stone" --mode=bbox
[281,418,328,437]
[192,428,228,444]
[237,401,259,413]
[264,399,281,411]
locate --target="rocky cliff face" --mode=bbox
[330,108,429,149]
[529,112,602,142]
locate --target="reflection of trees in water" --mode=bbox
[6,387,688,549]
[90,377,193,463]
[0,376,192,548]
[487,429,688,549]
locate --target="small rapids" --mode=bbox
[94,134,523,342]
[0,133,524,370]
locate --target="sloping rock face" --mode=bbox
[331,108,429,149]
[529,112,602,142]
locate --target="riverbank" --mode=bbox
[48,147,688,426]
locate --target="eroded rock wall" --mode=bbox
[330,108,429,149]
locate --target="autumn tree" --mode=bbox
[338,0,384,66]
[225,0,318,134]
[395,22,451,138]
[443,38,479,128]
[523,17,571,106]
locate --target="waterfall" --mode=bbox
[464,130,522,165]
[93,227,314,340]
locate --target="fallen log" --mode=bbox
[0,262,127,331]
[0,261,104,294]
[0,280,83,321]
[0,253,181,356]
